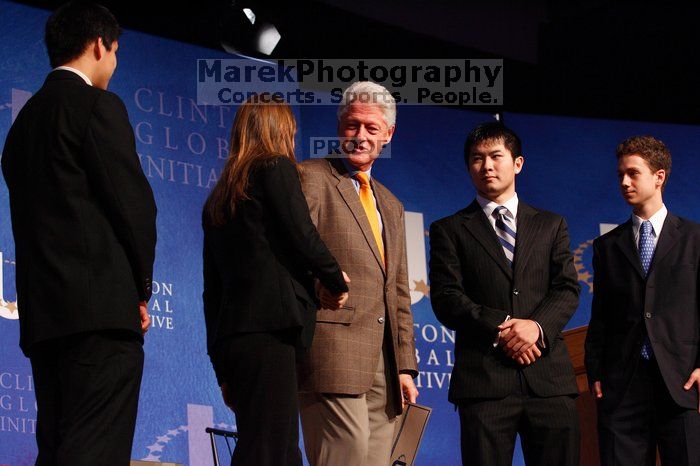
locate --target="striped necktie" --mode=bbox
[354,172,385,263]
[494,206,516,267]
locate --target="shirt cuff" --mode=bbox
[534,321,546,348]
[493,315,511,347]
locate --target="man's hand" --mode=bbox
[220,382,234,409]
[592,381,603,399]
[683,368,700,413]
[317,272,351,310]
[514,345,542,366]
[319,288,348,310]
[498,319,541,356]
[399,373,419,407]
[139,301,150,334]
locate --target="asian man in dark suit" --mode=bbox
[1,3,156,465]
[585,136,700,466]
[429,122,581,466]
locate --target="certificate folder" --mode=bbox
[390,403,432,466]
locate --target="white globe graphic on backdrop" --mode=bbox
[1,88,32,320]
[0,250,18,320]
[0,300,18,320]
[405,212,429,305]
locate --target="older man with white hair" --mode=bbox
[298,81,419,466]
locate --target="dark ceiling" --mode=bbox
[12,0,700,125]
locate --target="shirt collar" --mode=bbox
[477,192,519,221]
[341,158,372,180]
[632,204,668,237]
[53,66,93,86]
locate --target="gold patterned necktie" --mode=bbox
[354,172,385,264]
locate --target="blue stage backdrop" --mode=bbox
[2,2,700,465]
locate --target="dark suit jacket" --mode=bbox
[202,156,348,384]
[585,213,700,410]
[429,200,580,402]
[1,70,157,355]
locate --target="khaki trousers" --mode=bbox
[299,350,398,466]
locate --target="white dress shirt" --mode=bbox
[632,204,667,250]
[477,192,519,231]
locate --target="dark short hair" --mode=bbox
[45,2,121,68]
[616,135,672,188]
[464,122,522,166]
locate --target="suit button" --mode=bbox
[645,312,652,319]
[378,317,385,324]
[512,289,519,296]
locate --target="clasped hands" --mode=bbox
[497,318,542,366]
[316,271,351,309]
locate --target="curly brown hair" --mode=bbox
[615,136,671,188]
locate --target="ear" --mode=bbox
[385,125,396,145]
[92,37,104,61]
[514,155,524,174]
[655,169,666,188]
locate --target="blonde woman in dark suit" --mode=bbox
[202,94,348,466]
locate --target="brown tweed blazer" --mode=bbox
[297,157,418,414]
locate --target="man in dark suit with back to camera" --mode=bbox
[585,136,700,466]
[1,2,156,465]
[429,122,581,466]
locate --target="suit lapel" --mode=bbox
[329,159,386,273]
[512,203,538,278]
[461,200,513,279]
[614,220,646,279]
[648,213,681,276]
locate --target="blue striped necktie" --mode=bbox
[639,220,655,360]
[494,206,516,267]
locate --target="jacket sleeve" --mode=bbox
[395,206,419,376]
[429,220,510,334]
[261,157,347,294]
[584,239,607,384]
[528,217,581,351]
[82,91,157,301]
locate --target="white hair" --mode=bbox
[336,81,396,127]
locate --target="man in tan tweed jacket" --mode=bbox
[298,81,419,466]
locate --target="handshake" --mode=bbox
[316,271,351,310]
[496,318,543,367]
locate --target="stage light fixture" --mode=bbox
[219,2,282,57]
